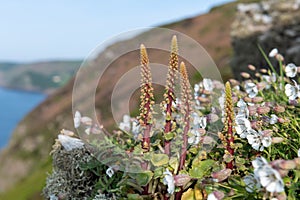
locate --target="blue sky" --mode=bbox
[0,0,233,62]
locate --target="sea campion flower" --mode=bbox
[74,111,81,128]
[247,130,272,151]
[252,157,284,193]
[285,80,300,100]
[57,134,84,151]
[245,82,258,98]
[163,169,175,194]
[285,63,297,78]
[119,114,131,132]
[235,116,251,138]
[207,191,225,200]
[106,167,114,178]
[243,174,261,192]
[236,99,249,118]
[269,114,278,124]
[269,48,278,57]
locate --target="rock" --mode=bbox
[231,0,300,78]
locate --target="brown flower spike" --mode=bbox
[163,35,179,155]
[179,62,193,171]
[139,44,154,152]
[223,82,235,169]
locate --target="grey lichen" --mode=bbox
[43,144,113,200]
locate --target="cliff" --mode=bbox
[0,1,241,199]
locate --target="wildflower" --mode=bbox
[119,114,131,132]
[285,80,300,100]
[256,165,284,193]
[192,114,207,129]
[247,130,272,151]
[188,129,202,145]
[269,48,278,57]
[207,191,224,200]
[57,134,84,151]
[203,78,214,92]
[106,167,114,178]
[163,169,175,194]
[74,111,81,128]
[252,157,284,193]
[236,99,249,118]
[235,117,251,138]
[261,73,276,89]
[243,174,261,192]
[285,63,297,78]
[269,114,278,124]
[245,82,258,98]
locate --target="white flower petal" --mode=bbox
[285,63,297,78]
[269,48,278,57]
[74,111,81,128]
[58,134,84,151]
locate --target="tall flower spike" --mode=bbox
[223,82,235,169]
[139,44,154,151]
[179,62,193,171]
[163,35,179,155]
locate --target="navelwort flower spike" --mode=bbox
[163,35,179,155]
[138,44,154,151]
[223,81,235,169]
[179,62,193,171]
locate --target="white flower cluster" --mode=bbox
[188,113,207,145]
[119,114,140,138]
[163,169,175,194]
[251,157,284,193]
[235,99,272,151]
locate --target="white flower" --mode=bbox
[269,48,278,57]
[257,165,284,193]
[285,63,297,78]
[193,114,207,129]
[235,117,252,138]
[207,193,218,200]
[245,82,258,98]
[58,134,84,151]
[194,83,200,93]
[298,149,300,157]
[74,111,81,128]
[247,130,272,151]
[203,78,214,92]
[261,73,276,89]
[188,129,201,145]
[119,114,131,132]
[106,167,114,178]
[252,157,284,193]
[243,174,261,192]
[236,99,249,118]
[49,194,58,200]
[285,80,300,100]
[163,169,175,194]
[131,120,140,136]
[269,114,278,124]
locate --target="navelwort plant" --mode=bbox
[44,37,300,200]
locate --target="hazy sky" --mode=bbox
[0,0,233,62]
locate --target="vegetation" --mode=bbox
[45,38,300,199]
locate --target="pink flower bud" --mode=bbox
[248,64,256,71]
[212,169,232,182]
[248,106,257,116]
[174,174,191,186]
[273,105,285,113]
[241,72,251,79]
[252,97,264,103]
[257,106,270,115]
[272,137,284,143]
[260,68,268,73]
[207,113,219,123]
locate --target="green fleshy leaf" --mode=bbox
[127,194,143,200]
[189,159,215,179]
[164,131,175,141]
[130,171,153,186]
[169,157,179,171]
[153,167,164,179]
[151,154,169,166]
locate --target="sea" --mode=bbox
[0,87,46,149]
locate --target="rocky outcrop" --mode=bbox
[231,0,300,78]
